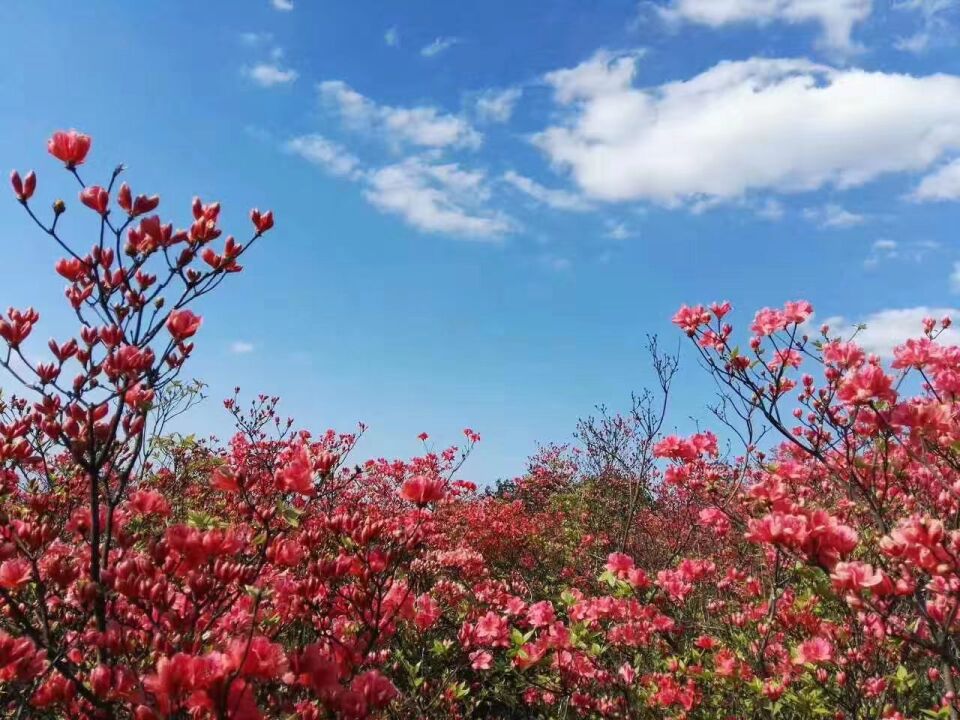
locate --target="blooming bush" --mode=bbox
[1,132,958,718]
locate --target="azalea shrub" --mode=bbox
[0,132,958,719]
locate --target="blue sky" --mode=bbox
[2,1,960,482]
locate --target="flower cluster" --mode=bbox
[1,132,958,719]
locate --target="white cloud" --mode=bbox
[863,238,898,268]
[658,0,872,52]
[898,0,956,13]
[246,62,298,87]
[382,108,480,150]
[502,170,592,212]
[272,0,294,10]
[545,50,644,103]
[803,203,866,228]
[241,43,296,88]
[912,159,960,201]
[319,80,481,150]
[244,125,273,143]
[364,158,513,238]
[385,27,400,47]
[240,32,273,46]
[230,341,255,354]
[286,127,510,238]
[604,221,631,240]
[534,52,960,205]
[820,307,960,357]
[951,261,960,292]
[756,198,785,220]
[285,135,363,179]
[894,0,956,53]
[895,32,934,52]
[421,37,460,57]
[475,87,523,123]
[538,253,573,272]
[864,238,940,267]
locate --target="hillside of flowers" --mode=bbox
[1,132,958,719]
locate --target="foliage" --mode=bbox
[0,133,958,719]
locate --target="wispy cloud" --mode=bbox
[318,80,481,150]
[285,135,362,179]
[365,158,513,239]
[911,158,960,202]
[951,261,960,293]
[474,87,523,123]
[243,46,297,87]
[287,78,516,239]
[240,31,273,46]
[894,0,956,53]
[863,238,940,268]
[538,253,573,272]
[271,0,294,10]
[755,198,785,221]
[230,341,255,354]
[604,220,631,240]
[246,62,298,87]
[502,171,592,212]
[384,27,400,47]
[420,36,460,57]
[803,203,866,229]
[657,0,871,53]
[864,238,899,268]
[286,133,512,239]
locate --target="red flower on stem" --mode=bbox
[47,130,91,167]
[79,186,109,214]
[250,208,274,234]
[399,474,445,506]
[165,309,202,341]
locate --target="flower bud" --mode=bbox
[10,170,36,202]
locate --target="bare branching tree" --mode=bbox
[574,335,679,551]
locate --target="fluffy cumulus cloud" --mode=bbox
[533,52,960,205]
[502,171,592,211]
[911,159,960,201]
[365,158,513,238]
[319,80,481,150]
[658,0,872,51]
[285,135,362,178]
[821,307,960,357]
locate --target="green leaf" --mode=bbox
[431,640,451,656]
